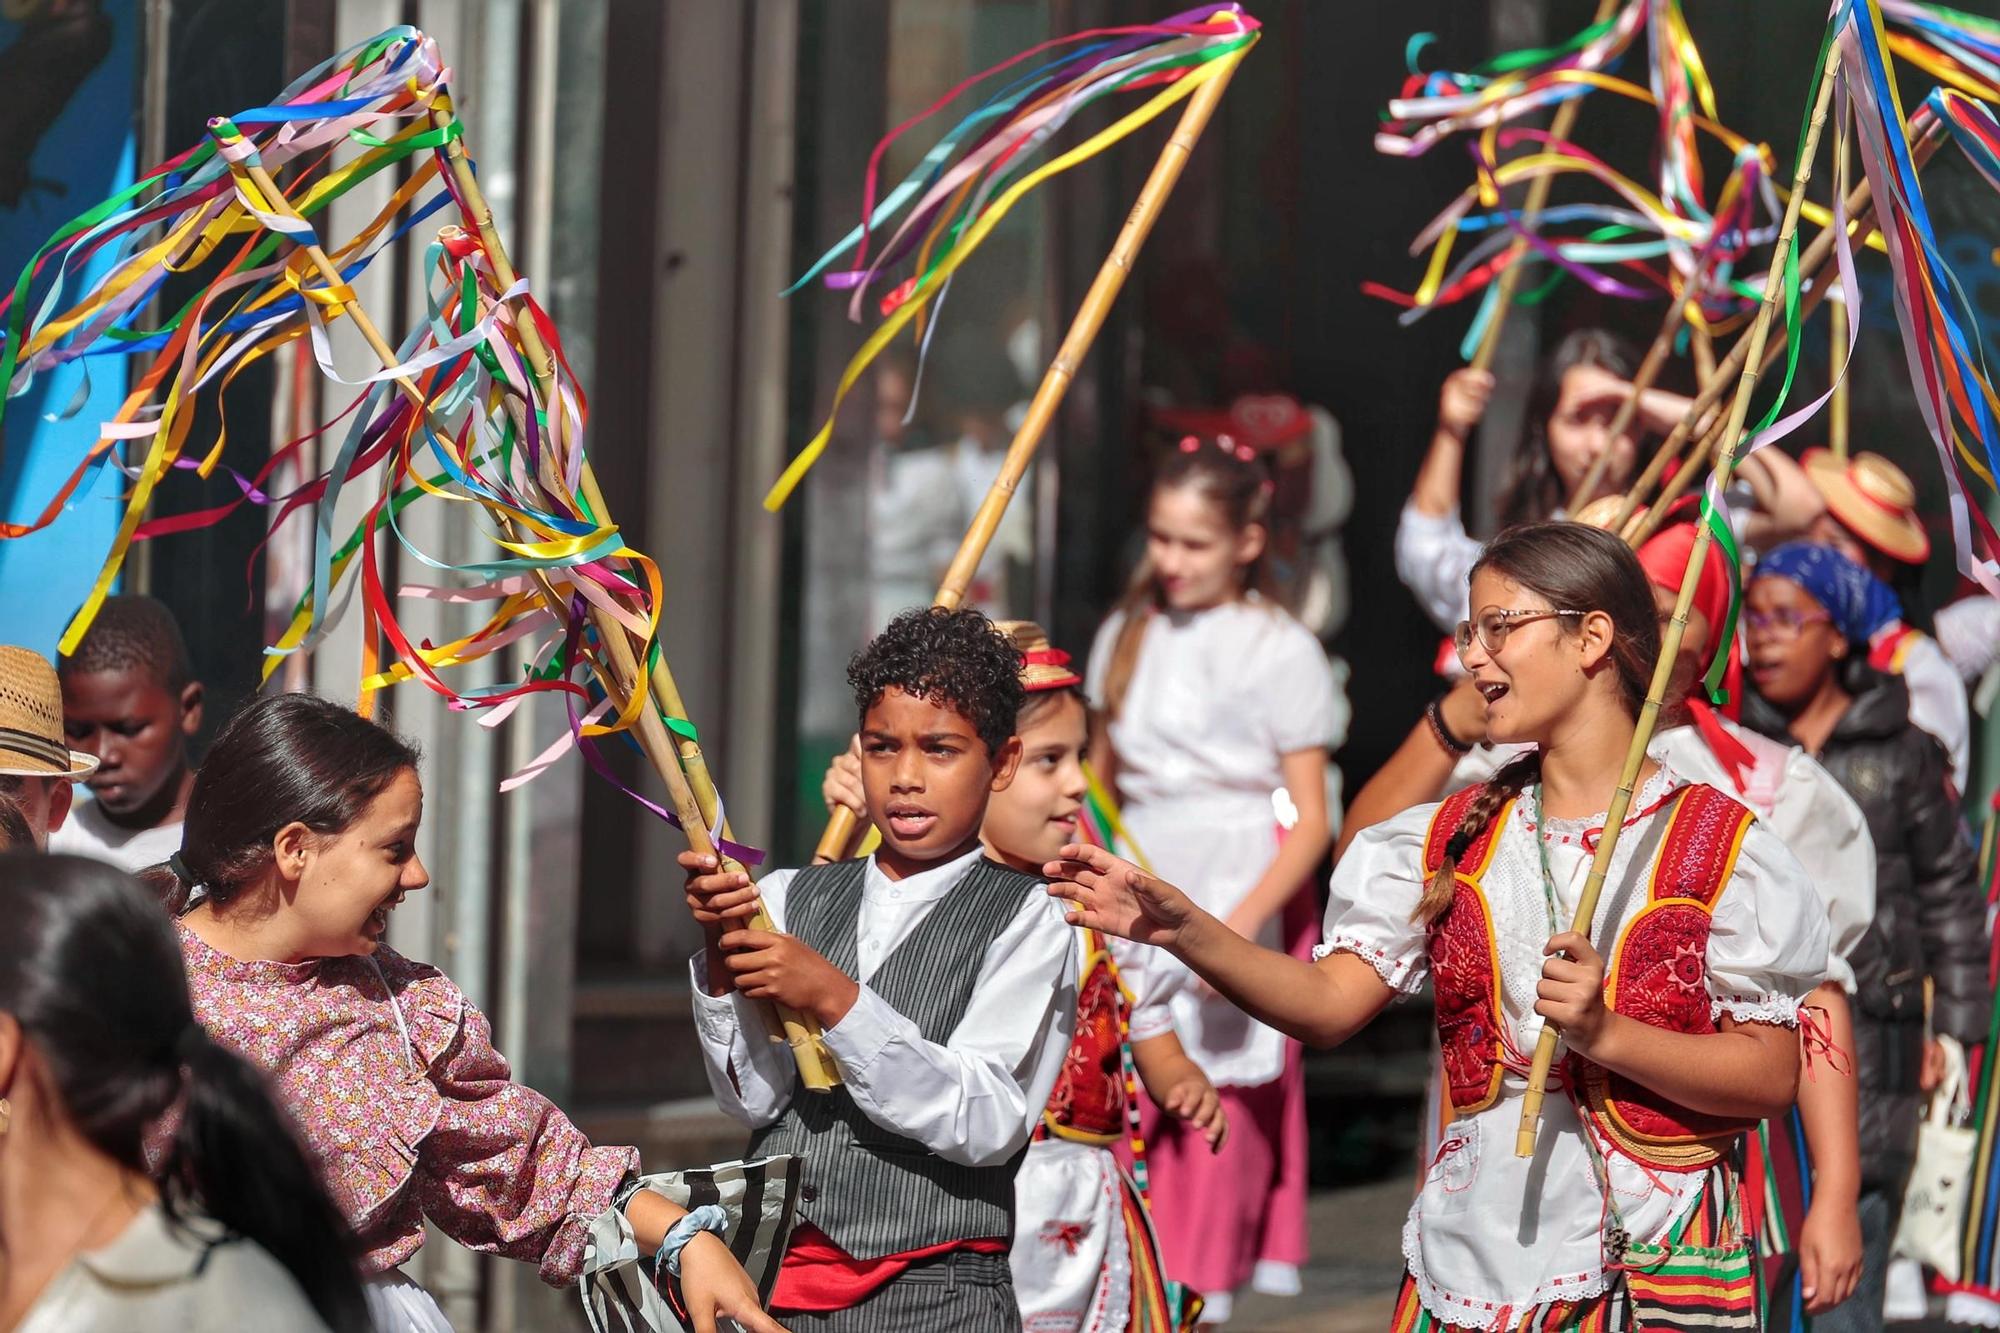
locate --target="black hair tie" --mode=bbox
[1444,830,1474,865]
[168,851,197,886]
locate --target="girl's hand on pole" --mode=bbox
[1044,843,1196,950]
[1534,930,1611,1056]
[1436,368,1495,441]
[821,735,866,818]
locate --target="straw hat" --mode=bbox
[1571,493,1649,544]
[1803,448,1930,564]
[994,620,1083,693]
[0,646,98,780]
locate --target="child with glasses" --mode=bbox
[1740,542,1989,1333]
[1054,521,1830,1331]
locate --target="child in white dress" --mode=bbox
[1088,436,1343,1321]
[1054,523,1829,1331]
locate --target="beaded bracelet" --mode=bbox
[1425,695,1473,756]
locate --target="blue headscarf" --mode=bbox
[1754,542,1903,646]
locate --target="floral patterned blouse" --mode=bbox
[177,924,636,1284]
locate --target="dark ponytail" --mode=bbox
[0,854,370,1331]
[1416,751,1542,925]
[152,692,418,914]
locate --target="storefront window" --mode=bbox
[786,0,1051,855]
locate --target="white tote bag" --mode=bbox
[1894,1035,1975,1279]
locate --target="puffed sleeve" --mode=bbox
[1251,616,1347,756]
[1705,820,1831,1027]
[1312,804,1435,995]
[1106,932,1185,1042]
[414,997,639,1287]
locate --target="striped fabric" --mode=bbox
[1749,1112,1813,1331]
[751,856,1043,1259]
[1388,1273,1621,1332]
[1389,1164,1753,1332]
[1620,1164,1757,1331]
[1120,1161,1203,1333]
[577,1156,803,1333]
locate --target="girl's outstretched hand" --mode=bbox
[1044,843,1198,949]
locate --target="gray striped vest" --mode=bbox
[748,855,1042,1259]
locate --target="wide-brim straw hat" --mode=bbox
[1571,493,1650,544]
[1803,448,1931,564]
[0,646,98,780]
[993,620,1083,693]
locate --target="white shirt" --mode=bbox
[48,797,183,875]
[1936,596,2000,682]
[1443,721,1874,988]
[691,846,1079,1169]
[1395,503,1486,633]
[1320,766,1828,1329]
[1888,629,1971,793]
[17,1204,329,1333]
[1086,597,1345,1085]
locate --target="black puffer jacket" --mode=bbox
[1745,668,1989,1191]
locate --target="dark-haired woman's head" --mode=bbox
[1497,329,1641,526]
[0,854,369,1329]
[1458,522,1662,745]
[164,693,427,962]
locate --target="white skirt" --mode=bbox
[1011,1139,1132,1333]
[366,1270,455,1333]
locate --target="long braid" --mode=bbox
[1414,751,1542,926]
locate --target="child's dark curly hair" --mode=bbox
[848,607,1026,757]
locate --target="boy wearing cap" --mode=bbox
[50,595,203,872]
[0,644,98,849]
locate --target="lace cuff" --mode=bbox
[1315,934,1425,995]
[1710,992,1802,1027]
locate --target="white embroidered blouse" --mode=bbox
[1318,765,1828,1330]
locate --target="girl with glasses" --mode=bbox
[1052,521,1830,1331]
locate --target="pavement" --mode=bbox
[1224,1177,1410,1332]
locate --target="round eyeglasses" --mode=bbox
[1454,607,1586,657]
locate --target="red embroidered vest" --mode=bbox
[1037,929,1128,1145]
[1423,780,1760,1169]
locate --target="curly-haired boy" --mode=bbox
[685,607,1079,1332]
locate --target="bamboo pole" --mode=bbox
[1514,39,1844,1159]
[1607,109,1942,533]
[1691,324,1716,385]
[204,117,841,1089]
[810,42,1254,865]
[1625,117,1942,543]
[1829,129,1852,460]
[1469,0,1622,373]
[423,105,839,1089]
[1566,282,1700,513]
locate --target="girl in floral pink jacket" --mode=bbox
[148,693,783,1333]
